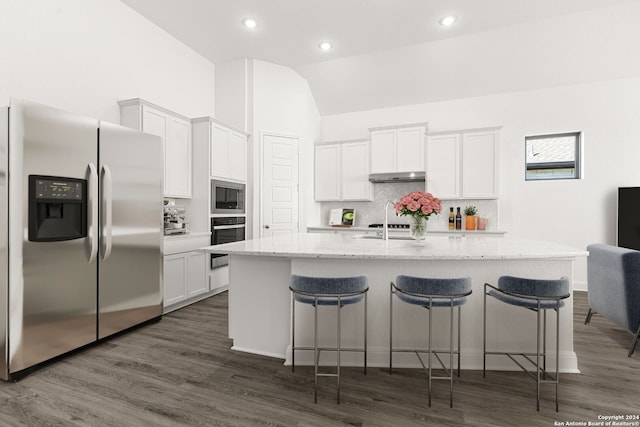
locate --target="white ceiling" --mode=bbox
[120,0,637,115]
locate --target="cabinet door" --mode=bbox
[370,130,396,173]
[163,254,187,307]
[142,107,167,140]
[165,116,192,198]
[210,124,230,179]
[461,131,498,198]
[228,130,247,182]
[426,134,460,199]
[186,251,207,297]
[314,144,341,201]
[341,141,373,201]
[396,127,425,172]
[142,106,192,199]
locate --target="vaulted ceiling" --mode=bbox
[120,0,638,115]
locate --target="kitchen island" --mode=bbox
[200,233,587,372]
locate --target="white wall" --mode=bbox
[0,0,216,122]
[214,59,248,132]
[321,76,640,290]
[250,60,321,238]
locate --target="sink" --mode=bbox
[356,234,414,241]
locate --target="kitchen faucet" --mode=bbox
[383,200,395,240]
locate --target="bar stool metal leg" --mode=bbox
[389,282,393,375]
[314,297,319,404]
[449,299,454,407]
[364,293,368,375]
[291,292,296,373]
[428,298,432,407]
[483,284,487,378]
[556,304,560,412]
[536,302,541,411]
[337,297,341,405]
[457,306,462,377]
[543,309,547,380]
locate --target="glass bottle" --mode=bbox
[448,207,455,230]
[455,207,462,230]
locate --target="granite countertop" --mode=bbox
[199,233,587,261]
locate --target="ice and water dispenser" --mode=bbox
[28,175,87,242]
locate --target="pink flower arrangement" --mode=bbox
[394,191,442,220]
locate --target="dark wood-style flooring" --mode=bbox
[0,291,638,426]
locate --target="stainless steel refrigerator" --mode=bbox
[0,98,163,380]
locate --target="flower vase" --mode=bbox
[409,217,427,242]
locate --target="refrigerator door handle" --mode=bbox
[87,162,99,263]
[101,164,113,261]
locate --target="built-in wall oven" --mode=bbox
[211,179,245,215]
[210,216,246,269]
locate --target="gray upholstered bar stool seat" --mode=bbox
[290,274,368,404]
[483,275,570,412]
[389,275,472,407]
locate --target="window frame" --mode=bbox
[525,131,582,181]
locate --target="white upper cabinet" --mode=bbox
[426,133,460,199]
[461,130,499,198]
[314,144,340,201]
[370,129,396,173]
[314,140,373,202]
[196,118,248,183]
[210,124,230,179]
[396,127,425,172]
[426,127,500,199]
[369,124,426,174]
[227,129,247,182]
[341,141,373,201]
[119,99,192,198]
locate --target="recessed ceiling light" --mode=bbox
[439,15,457,27]
[318,41,333,51]
[243,18,258,29]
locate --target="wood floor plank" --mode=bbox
[0,291,638,426]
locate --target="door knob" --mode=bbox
[264,225,270,229]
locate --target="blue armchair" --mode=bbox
[585,243,640,356]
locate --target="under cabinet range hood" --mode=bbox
[368,171,425,183]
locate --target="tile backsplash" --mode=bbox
[319,183,499,231]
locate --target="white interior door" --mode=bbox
[261,133,299,237]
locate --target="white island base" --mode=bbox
[216,234,586,373]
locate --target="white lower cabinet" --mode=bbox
[187,251,208,297]
[163,253,187,307]
[163,234,210,313]
[163,250,207,311]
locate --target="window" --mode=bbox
[525,132,581,181]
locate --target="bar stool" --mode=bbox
[483,275,570,411]
[290,274,368,404]
[389,275,472,407]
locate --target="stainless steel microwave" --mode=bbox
[211,179,245,214]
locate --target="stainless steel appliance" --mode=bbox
[210,216,246,269]
[211,179,245,214]
[0,98,163,380]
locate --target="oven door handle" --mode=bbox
[212,225,245,230]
